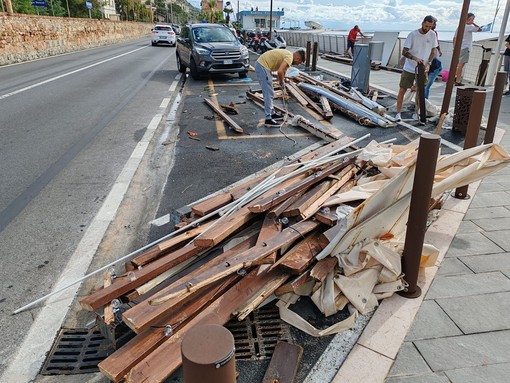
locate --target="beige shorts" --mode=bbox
[459,48,470,64]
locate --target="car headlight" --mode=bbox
[240,45,248,55]
[195,47,210,55]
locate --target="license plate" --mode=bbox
[160,36,167,39]
[223,59,233,64]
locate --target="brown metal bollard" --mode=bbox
[305,41,311,69]
[311,42,318,71]
[454,90,486,199]
[399,134,441,298]
[484,71,507,144]
[181,324,236,383]
[416,63,426,122]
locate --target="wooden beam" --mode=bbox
[310,256,338,282]
[320,95,334,120]
[79,243,204,312]
[122,268,288,383]
[98,275,239,382]
[203,97,244,133]
[272,231,323,275]
[248,159,354,213]
[262,341,303,383]
[123,220,320,333]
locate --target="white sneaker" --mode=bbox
[412,113,419,120]
[395,113,401,121]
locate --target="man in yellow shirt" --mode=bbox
[255,49,305,126]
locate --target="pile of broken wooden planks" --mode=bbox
[79,136,510,382]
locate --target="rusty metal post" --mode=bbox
[484,71,507,144]
[305,41,311,69]
[416,63,426,122]
[454,90,486,199]
[399,134,441,298]
[311,42,318,71]
[181,324,236,383]
[440,0,471,116]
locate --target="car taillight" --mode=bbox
[169,31,175,35]
[152,31,157,34]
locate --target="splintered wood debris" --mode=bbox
[79,136,510,382]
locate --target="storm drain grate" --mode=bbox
[226,304,292,361]
[41,328,114,375]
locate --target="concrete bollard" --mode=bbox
[399,134,441,298]
[181,324,236,383]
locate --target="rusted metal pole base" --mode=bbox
[398,285,422,299]
[452,189,471,200]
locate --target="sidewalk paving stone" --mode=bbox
[386,373,450,383]
[405,300,462,341]
[471,217,510,231]
[463,206,510,220]
[437,258,474,276]
[413,330,510,372]
[446,232,504,257]
[436,291,510,334]
[444,363,510,383]
[457,221,482,233]
[483,230,510,252]
[387,342,431,377]
[460,252,510,273]
[469,191,510,208]
[426,272,510,300]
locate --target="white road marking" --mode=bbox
[0,46,147,100]
[0,73,182,383]
[150,213,171,226]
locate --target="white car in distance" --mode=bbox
[151,25,177,46]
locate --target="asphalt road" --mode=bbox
[0,39,181,379]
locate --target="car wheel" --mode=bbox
[176,54,186,73]
[190,58,201,80]
[239,71,247,79]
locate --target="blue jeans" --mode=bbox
[425,65,442,99]
[255,61,274,119]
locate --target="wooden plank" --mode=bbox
[121,234,258,333]
[252,215,281,266]
[131,220,215,267]
[283,180,332,217]
[203,97,244,133]
[123,220,320,333]
[262,341,303,383]
[320,95,334,120]
[314,208,339,226]
[103,271,115,326]
[98,274,240,382]
[248,159,354,213]
[310,256,338,282]
[275,270,315,297]
[273,231,323,275]
[287,81,325,117]
[191,193,233,216]
[121,268,288,383]
[194,172,307,248]
[285,82,309,106]
[79,243,204,312]
[300,168,356,220]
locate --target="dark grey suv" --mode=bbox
[176,23,250,80]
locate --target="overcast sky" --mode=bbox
[190,0,509,32]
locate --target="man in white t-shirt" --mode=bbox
[453,12,482,86]
[395,15,438,122]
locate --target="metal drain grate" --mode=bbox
[226,304,292,361]
[41,328,114,375]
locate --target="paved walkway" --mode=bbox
[315,56,510,383]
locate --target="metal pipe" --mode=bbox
[399,134,441,298]
[484,71,507,144]
[441,0,471,115]
[484,0,510,86]
[306,41,311,69]
[312,42,318,71]
[454,90,486,199]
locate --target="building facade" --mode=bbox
[239,10,284,30]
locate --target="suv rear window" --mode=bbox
[192,26,237,43]
[154,26,172,31]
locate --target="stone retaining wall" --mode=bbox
[0,13,151,66]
